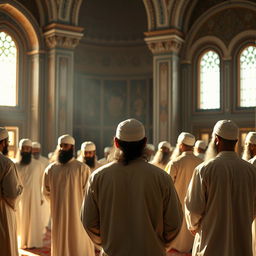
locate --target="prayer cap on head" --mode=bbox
[19,138,32,150]
[58,134,75,145]
[158,141,171,150]
[195,140,207,150]
[81,141,96,152]
[177,132,195,146]
[213,120,238,140]
[0,127,8,141]
[245,132,256,145]
[147,144,155,151]
[104,147,111,153]
[116,118,145,142]
[32,141,41,149]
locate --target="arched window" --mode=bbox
[239,45,256,107]
[0,31,17,106]
[198,50,220,110]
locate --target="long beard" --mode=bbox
[204,139,217,162]
[242,144,253,161]
[170,145,181,161]
[154,151,171,165]
[20,152,32,165]
[58,148,73,164]
[84,156,95,168]
[2,145,8,156]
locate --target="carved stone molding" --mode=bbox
[145,35,184,54]
[144,30,184,54]
[44,23,83,49]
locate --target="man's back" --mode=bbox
[83,158,182,256]
[186,151,256,256]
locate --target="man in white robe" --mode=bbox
[32,141,49,167]
[0,127,23,256]
[81,119,183,256]
[77,141,102,172]
[43,134,94,256]
[185,120,256,256]
[16,138,45,248]
[194,140,207,160]
[98,146,112,165]
[166,132,203,253]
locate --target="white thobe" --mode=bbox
[166,151,203,253]
[43,158,95,256]
[0,152,23,256]
[185,151,256,256]
[81,159,183,256]
[16,158,45,248]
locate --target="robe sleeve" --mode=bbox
[42,167,51,201]
[81,174,101,245]
[167,161,178,183]
[1,162,23,210]
[163,177,183,248]
[184,166,206,232]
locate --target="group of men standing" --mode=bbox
[1,119,256,256]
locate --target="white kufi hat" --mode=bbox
[58,134,75,145]
[81,141,96,151]
[32,141,41,149]
[0,127,8,141]
[158,141,171,150]
[116,119,145,142]
[177,132,195,146]
[19,138,32,150]
[245,132,256,145]
[195,140,207,150]
[213,120,239,140]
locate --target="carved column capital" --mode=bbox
[144,29,184,54]
[44,23,83,49]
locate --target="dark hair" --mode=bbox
[114,137,147,165]
[217,135,237,148]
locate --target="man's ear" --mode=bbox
[215,135,220,146]
[114,137,120,149]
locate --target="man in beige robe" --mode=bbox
[77,141,102,172]
[194,140,207,160]
[16,138,45,248]
[242,132,256,255]
[81,119,183,256]
[185,120,256,256]
[43,134,94,256]
[166,132,203,253]
[0,127,23,256]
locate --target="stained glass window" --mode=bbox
[0,31,17,106]
[198,50,220,109]
[239,46,256,107]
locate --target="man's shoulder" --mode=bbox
[0,153,14,168]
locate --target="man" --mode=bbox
[16,138,45,248]
[165,132,203,254]
[144,143,155,162]
[81,118,183,256]
[43,134,94,256]
[78,141,102,172]
[242,132,256,166]
[32,141,49,166]
[0,127,23,256]
[185,120,256,256]
[150,141,172,170]
[98,146,112,165]
[194,140,207,160]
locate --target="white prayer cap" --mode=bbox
[104,147,111,153]
[116,118,145,142]
[81,141,96,152]
[177,132,195,146]
[158,141,171,150]
[32,141,41,149]
[147,144,155,151]
[19,138,32,150]
[195,140,207,150]
[58,134,75,145]
[213,120,239,140]
[0,127,8,141]
[245,132,256,145]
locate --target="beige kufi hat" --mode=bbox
[147,144,155,151]
[245,132,256,145]
[116,119,145,142]
[19,138,32,150]
[81,141,96,152]
[0,127,8,141]
[32,141,41,149]
[158,141,171,150]
[58,134,75,145]
[213,120,238,140]
[104,147,111,153]
[195,140,207,150]
[177,132,195,146]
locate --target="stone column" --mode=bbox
[145,30,183,145]
[43,23,83,152]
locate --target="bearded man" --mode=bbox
[16,138,45,249]
[242,132,256,166]
[43,134,94,256]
